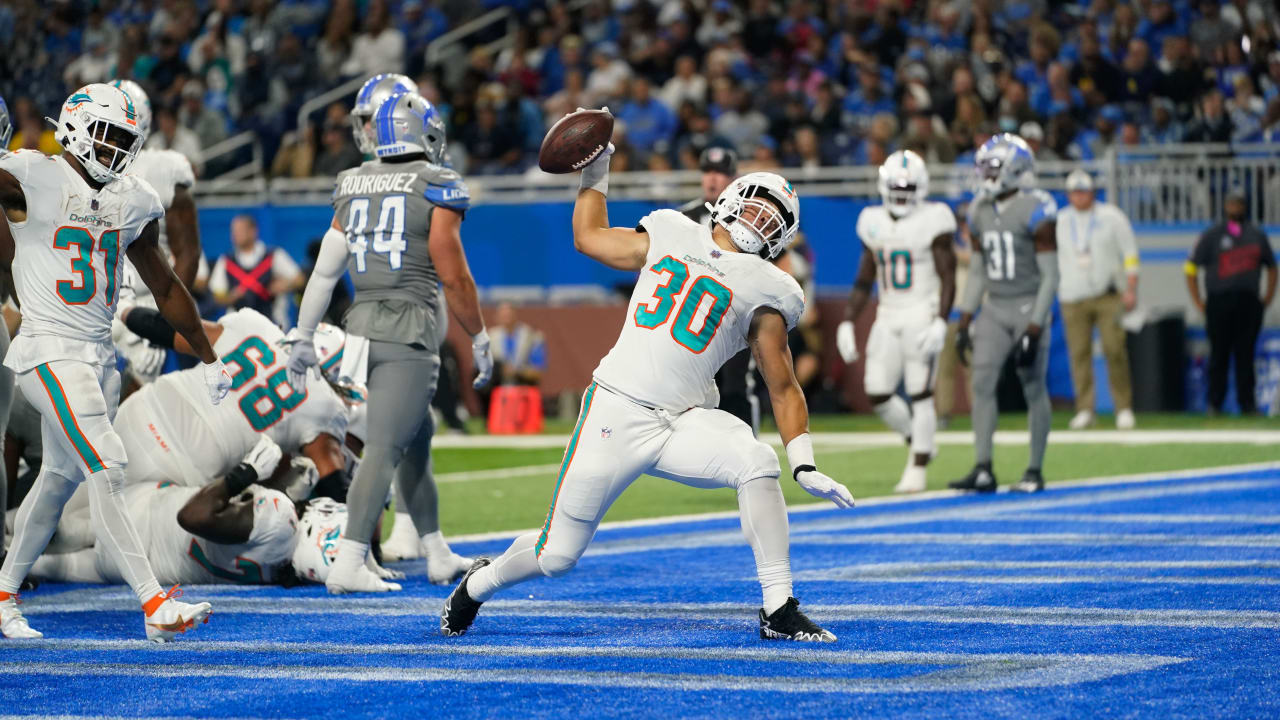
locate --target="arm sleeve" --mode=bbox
[957,249,987,314]
[295,226,348,340]
[1031,251,1060,328]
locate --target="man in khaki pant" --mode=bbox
[1056,170,1139,429]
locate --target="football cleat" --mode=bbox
[1068,410,1094,430]
[427,551,475,586]
[327,563,402,594]
[894,464,927,493]
[143,585,212,643]
[759,597,836,643]
[0,593,42,639]
[949,464,997,493]
[440,558,490,637]
[1010,468,1045,494]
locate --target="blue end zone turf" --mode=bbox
[4,464,1280,719]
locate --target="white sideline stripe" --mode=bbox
[991,512,1280,525]
[809,560,1280,572]
[443,461,1280,545]
[789,531,1280,549]
[432,429,1280,449]
[437,463,562,484]
[803,574,1280,586]
[799,559,1280,586]
[1,654,1187,694]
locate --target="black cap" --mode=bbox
[699,146,737,176]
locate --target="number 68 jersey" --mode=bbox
[0,151,164,372]
[593,209,805,412]
[855,201,957,315]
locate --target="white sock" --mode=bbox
[330,539,369,579]
[873,396,912,439]
[388,512,418,545]
[467,531,541,602]
[910,397,937,458]
[420,530,451,561]
[737,476,792,616]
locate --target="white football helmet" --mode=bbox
[706,171,801,258]
[53,84,144,183]
[878,150,929,217]
[109,79,152,141]
[292,497,348,583]
[350,73,418,154]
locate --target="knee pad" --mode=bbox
[537,551,578,578]
[742,441,781,485]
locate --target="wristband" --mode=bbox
[579,152,610,196]
[785,433,816,479]
[471,328,490,346]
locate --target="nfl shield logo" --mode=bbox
[711,250,721,259]
[600,427,612,439]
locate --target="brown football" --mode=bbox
[538,109,614,174]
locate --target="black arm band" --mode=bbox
[123,307,178,349]
[313,470,348,503]
[224,462,258,496]
[792,464,817,481]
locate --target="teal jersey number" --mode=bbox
[53,227,120,305]
[219,337,308,430]
[634,256,689,328]
[187,539,264,584]
[635,256,733,354]
[875,248,913,290]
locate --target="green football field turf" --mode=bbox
[421,411,1279,537]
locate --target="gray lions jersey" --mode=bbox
[331,160,470,348]
[968,189,1057,298]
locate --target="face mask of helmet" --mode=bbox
[979,156,1006,193]
[725,189,792,257]
[85,119,142,181]
[885,181,917,216]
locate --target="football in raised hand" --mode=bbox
[538,108,614,174]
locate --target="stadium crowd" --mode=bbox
[3,0,1279,180]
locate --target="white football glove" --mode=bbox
[122,338,167,381]
[836,320,858,364]
[795,468,856,508]
[286,338,318,393]
[471,329,494,389]
[244,434,283,481]
[203,359,232,405]
[917,316,948,357]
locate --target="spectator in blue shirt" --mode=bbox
[618,76,677,154]
[842,63,895,132]
[1136,0,1188,52]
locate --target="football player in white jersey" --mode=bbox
[441,121,854,642]
[0,84,231,641]
[836,151,957,493]
[0,96,16,547]
[108,79,202,388]
[32,434,296,586]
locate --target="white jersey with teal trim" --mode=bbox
[119,148,196,307]
[856,201,956,314]
[147,308,347,479]
[0,151,163,372]
[130,483,297,585]
[593,209,805,412]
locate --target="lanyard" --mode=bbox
[1070,209,1096,257]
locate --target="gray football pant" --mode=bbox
[970,295,1051,470]
[343,341,441,544]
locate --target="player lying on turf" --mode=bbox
[442,118,855,642]
[837,150,957,493]
[0,84,228,641]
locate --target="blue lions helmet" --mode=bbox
[371,91,447,164]
[974,133,1035,197]
[350,73,417,154]
[0,95,11,153]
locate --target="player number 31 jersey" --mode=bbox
[593,210,805,412]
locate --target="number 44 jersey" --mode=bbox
[855,201,957,315]
[0,151,164,372]
[593,209,805,412]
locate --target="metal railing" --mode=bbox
[192,144,1280,226]
[425,7,516,67]
[296,76,369,135]
[200,130,263,183]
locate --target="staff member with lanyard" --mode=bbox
[1186,190,1277,415]
[1056,169,1140,430]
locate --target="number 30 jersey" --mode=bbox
[150,308,347,479]
[856,201,957,314]
[0,151,164,372]
[331,159,470,348]
[593,209,805,412]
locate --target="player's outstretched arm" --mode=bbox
[119,306,222,356]
[296,216,347,338]
[166,185,201,290]
[428,205,494,387]
[571,146,649,271]
[177,436,283,545]
[750,307,855,508]
[933,233,958,320]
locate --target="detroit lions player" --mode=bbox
[951,134,1059,494]
[0,84,230,641]
[837,150,957,493]
[441,116,854,642]
[349,73,418,156]
[108,79,203,387]
[287,90,491,593]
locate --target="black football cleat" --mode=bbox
[1010,468,1045,494]
[759,597,836,643]
[948,464,998,493]
[440,558,490,637]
